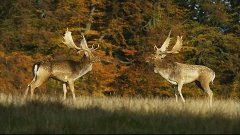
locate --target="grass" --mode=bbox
[0,93,239,134]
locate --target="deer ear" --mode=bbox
[160,54,167,59]
[154,45,158,51]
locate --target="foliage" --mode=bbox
[0,0,239,99]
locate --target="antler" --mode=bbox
[63,28,100,54]
[168,36,183,54]
[159,30,172,52]
[63,28,82,50]
[80,33,89,50]
[80,33,100,51]
[90,44,100,50]
[154,31,183,55]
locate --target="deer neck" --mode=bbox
[153,58,176,82]
[154,58,175,71]
[84,51,99,63]
[73,54,93,80]
[79,54,94,68]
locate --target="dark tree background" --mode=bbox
[0,0,239,99]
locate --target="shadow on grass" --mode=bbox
[0,100,239,134]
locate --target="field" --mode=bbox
[0,93,239,134]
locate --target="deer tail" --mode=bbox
[211,72,215,85]
[32,62,41,82]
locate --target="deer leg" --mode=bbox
[25,82,37,99]
[207,89,213,106]
[177,82,185,103]
[24,82,38,100]
[24,77,37,99]
[200,82,213,106]
[28,75,49,99]
[24,84,31,99]
[30,85,36,99]
[24,85,30,99]
[29,81,42,99]
[174,86,179,102]
[68,80,76,100]
[62,83,67,100]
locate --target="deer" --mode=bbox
[24,28,100,100]
[146,30,215,105]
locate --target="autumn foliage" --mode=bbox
[0,0,239,99]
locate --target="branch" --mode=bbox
[85,6,96,32]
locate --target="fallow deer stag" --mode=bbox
[147,31,215,105]
[24,28,100,100]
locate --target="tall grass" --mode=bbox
[0,93,239,134]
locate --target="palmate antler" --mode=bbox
[80,32,89,51]
[154,30,183,55]
[167,36,183,54]
[158,30,172,52]
[63,28,99,53]
[80,33,100,51]
[63,28,82,50]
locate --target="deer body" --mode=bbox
[148,31,215,105]
[33,58,92,83]
[24,29,99,100]
[49,59,93,82]
[154,61,215,85]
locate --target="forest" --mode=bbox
[0,0,240,99]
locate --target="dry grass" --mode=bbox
[0,93,239,134]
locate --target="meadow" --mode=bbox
[0,93,239,134]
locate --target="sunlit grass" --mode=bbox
[0,93,239,134]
